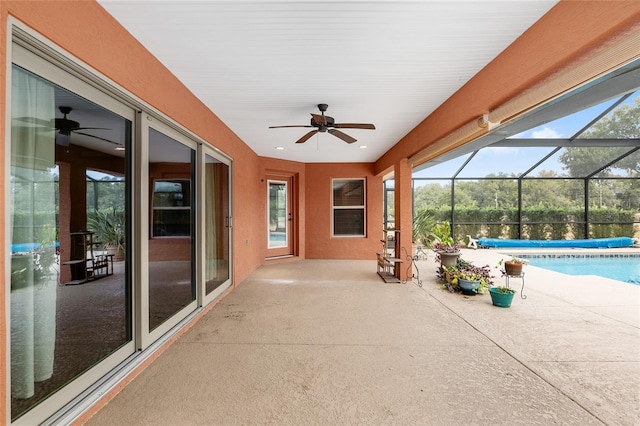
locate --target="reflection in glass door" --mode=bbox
[9,65,133,421]
[204,154,230,296]
[148,128,196,331]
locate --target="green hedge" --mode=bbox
[416,207,637,243]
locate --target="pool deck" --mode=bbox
[86,249,639,425]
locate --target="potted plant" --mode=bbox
[497,257,528,276]
[489,286,516,307]
[87,208,125,261]
[432,221,461,267]
[412,209,436,247]
[447,262,494,295]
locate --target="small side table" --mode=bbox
[505,272,527,299]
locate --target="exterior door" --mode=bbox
[266,176,294,257]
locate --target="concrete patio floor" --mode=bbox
[86,249,639,425]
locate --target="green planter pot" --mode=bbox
[489,287,515,308]
[458,278,480,295]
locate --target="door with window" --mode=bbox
[266,175,294,257]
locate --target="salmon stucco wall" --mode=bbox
[231,143,264,284]
[305,163,383,260]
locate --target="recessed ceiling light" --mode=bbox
[115,147,125,151]
[276,146,285,150]
[360,145,368,149]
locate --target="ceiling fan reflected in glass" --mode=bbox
[269,104,375,144]
[54,106,118,147]
[16,106,119,147]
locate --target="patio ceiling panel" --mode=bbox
[97,0,559,163]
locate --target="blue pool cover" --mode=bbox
[477,237,634,248]
[11,242,60,253]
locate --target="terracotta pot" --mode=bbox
[504,262,523,276]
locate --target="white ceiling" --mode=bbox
[97,0,559,163]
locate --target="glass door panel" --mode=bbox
[204,154,230,297]
[266,176,293,257]
[268,181,287,248]
[10,65,132,421]
[148,128,196,331]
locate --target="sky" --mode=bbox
[412,90,637,181]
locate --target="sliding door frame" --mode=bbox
[6,19,234,425]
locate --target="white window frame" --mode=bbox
[331,178,366,237]
[151,178,192,238]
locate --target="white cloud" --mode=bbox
[485,146,515,155]
[531,126,562,139]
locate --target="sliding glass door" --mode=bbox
[10,30,233,423]
[146,127,197,335]
[9,62,134,423]
[203,152,231,302]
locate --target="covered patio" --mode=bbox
[85,252,639,425]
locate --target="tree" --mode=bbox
[559,97,640,177]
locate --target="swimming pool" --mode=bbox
[519,254,640,284]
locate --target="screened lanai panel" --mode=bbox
[588,178,638,238]
[453,179,519,239]
[413,154,470,179]
[526,149,565,177]
[521,179,585,239]
[511,98,619,141]
[412,179,452,228]
[592,149,639,178]
[555,145,638,177]
[456,147,551,178]
[577,90,639,139]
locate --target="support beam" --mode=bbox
[394,159,413,282]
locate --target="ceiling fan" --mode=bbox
[53,106,118,147]
[269,104,375,144]
[16,106,118,147]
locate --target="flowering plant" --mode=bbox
[433,242,460,253]
[497,257,528,266]
[496,257,528,277]
[445,262,494,294]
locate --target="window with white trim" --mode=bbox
[151,179,191,237]
[332,178,366,237]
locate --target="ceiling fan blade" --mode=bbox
[14,116,54,127]
[328,129,357,144]
[13,125,56,133]
[333,123,376,130]
[74,127,110,131]
[269,125,313,129]
[74,131,122,145]
[296,130,318,144]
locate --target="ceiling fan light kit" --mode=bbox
[269,104,375,144]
